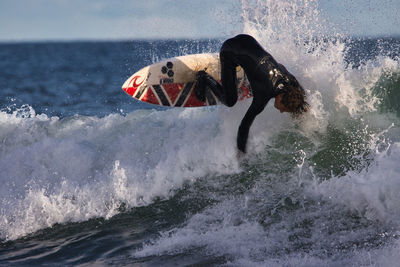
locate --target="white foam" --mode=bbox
[0,106,246,240]
[133,135,400,264]
[310,140,400,223]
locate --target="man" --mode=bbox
[194,34,309,153]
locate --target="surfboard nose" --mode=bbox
[122,75,145,96]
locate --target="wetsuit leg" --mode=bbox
[194,71,225,103]
[193,42,239,106]
[219,49,238,107]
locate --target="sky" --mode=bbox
[0,0,399,42]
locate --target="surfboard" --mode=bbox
[122,53,252,107]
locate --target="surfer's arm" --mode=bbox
[237,98,269,153]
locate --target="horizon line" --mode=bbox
[1,34,399,44]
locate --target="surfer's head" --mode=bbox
[274,85,309,116]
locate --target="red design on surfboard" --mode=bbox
[140,87,159,105]
[123,76,144,96]
[124,86,136,96]
[184,93,207,107]
[162,83,182,104]
[131,76,144,88]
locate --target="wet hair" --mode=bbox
[280,85,310,116]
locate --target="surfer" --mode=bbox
[194,34,309,153]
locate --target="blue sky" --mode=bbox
[0,0,399,42]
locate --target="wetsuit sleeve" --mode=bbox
[237,98,269,153]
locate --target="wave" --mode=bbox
[0,104,244,240]
[1,56,399,243]
[1,0,400,265]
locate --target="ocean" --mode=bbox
[1,1,400,266]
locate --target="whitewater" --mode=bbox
[1,0,400,266]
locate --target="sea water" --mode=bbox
[1,0,400,266]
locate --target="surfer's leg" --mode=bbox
[193,71,207,102]
[194,71,225,103]
[219,50,238,107]
[194,43,239,106]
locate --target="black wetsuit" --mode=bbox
[197,34,301,153]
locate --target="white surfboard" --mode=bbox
[122,53,252,107]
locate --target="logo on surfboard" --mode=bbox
[160,61,174,84]
[130,75,144,88]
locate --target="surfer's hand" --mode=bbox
[237,150,245,160]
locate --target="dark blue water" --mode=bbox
[0,40,222,117]
[1,25,400,267]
